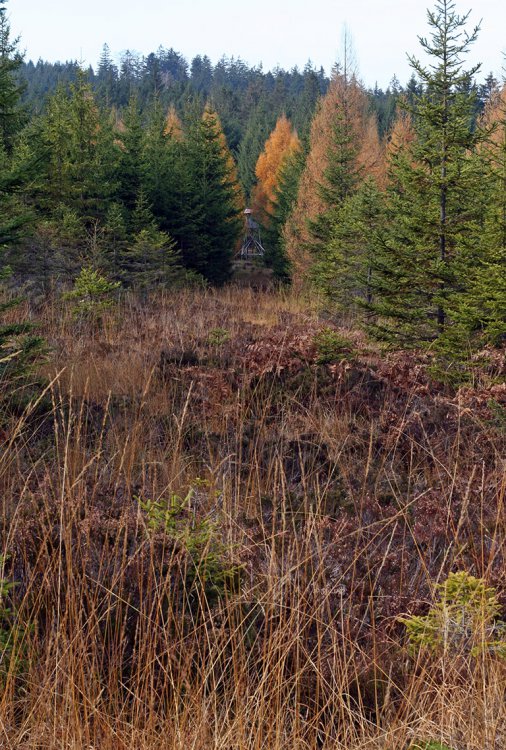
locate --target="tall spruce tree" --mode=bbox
[182,106,241,283]
[66,71,116,221]
[264,146,306,279]
[285,69,382,286]
[117,93,144,213]
[0,0,25,153]
[0,0,43,407]
[312,177,386,311]
[307,73,363,257]
[97,43,118,108]
[141,96,170,220]
[120,189,181,292]
[366,0,485,346]
[440,83,506,352]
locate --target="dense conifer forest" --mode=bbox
[0,0,504,748]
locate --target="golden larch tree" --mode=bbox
[252,115,301,222]
[284,73,383,287]
[480,84,506,154]
[164,105,183,141]
[385,107,416,165]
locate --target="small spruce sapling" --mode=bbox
[64,266,120,324]
[400,571,506,658]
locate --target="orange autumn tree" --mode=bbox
[164,105,183,141]
[284,71,384,286]
[481,84,506,155]
[385,106,416,169]
[252,115,301,223]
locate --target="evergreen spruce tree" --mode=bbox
[0,1,43,407]
[130,187,154,234]
[366,0,485,346]
[35,73,118,223]
[37,83,73,211]
[121,189,180,291]
[103,202,127,277]
[304,67,377,268]
[312,177,386,311]
[0,0,26,153]
[66,71,115,221]
[182,106,241,283]
[264,146,305,279]
[142,96,173,222]
[96,43,118,108]
[117,93,144,212]
[159,131,202,271]
[291,63,322,139]
[440,84,506,352]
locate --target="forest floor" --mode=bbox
[0,286,505,750]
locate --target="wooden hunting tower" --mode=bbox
[238,208,266,259]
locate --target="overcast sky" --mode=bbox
[9,0,506,88]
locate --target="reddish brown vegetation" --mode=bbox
[0,288,504,749]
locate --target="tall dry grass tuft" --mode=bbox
[0,287,504,749]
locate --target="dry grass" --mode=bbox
[0,286,504,750]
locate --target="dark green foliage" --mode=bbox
[365,0,486,347]
[64,72,117,221]
[141,96,170,219]
[122,227,181,291]
[102,202,127,277]
[179,108,241,284]
[436,89,506,356]
[0,184,44,409]
[313,328,356,364]
[96,43,118,108]
[0,2,44,409]
[26,73,119,223]
[120,190,181,290]
[0,555,29,689]
[0,1,26,153]
[369,77,402,138]
[0,297,45,412]
[313,177,385,310]
[117,94,143,212]
[291,63,323,139]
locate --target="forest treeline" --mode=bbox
[19,44,499,184]
[0,0,505,385]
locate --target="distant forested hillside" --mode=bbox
[20,47,498,194]
[20,49,330,181]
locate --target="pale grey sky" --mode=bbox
[9,0,506,87]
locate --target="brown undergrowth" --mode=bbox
[0,286,504,749]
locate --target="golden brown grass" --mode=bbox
[0,286,504,750]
